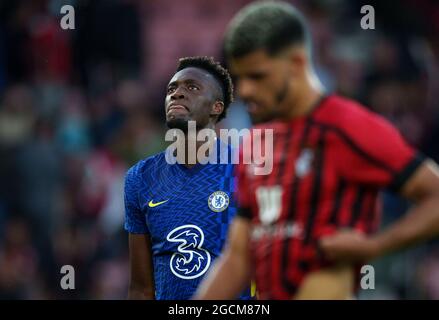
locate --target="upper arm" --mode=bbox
[231,151,253,260]
[225,216,251,260]
[234,153,254,218]
[124,164,154,298]
[400,159,439,202]
[193,216,252,299]
[128,233,154,298]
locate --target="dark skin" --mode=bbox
[165,67,224,131]
[165,67,225,168]
[128,234,155,299]
[128,67,225,299]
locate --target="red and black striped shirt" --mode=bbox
[236,94,425,299]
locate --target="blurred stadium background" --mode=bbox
[0,0,439,299]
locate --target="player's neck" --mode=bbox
[176,124,217,168]
[284,71,324,120]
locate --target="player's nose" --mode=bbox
[170,86,186,101]
[236,79,254,100]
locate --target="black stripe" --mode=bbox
[286,120,313,223]
[281,119,313,293]
[303,127,326,244]
[276,127,292,185]
[388,153,426,192]
[349,187,366,227]
[312,121,397,175]
[329,178,347,226]
[366,193,377,233]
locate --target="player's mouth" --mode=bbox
[167,104,190,114]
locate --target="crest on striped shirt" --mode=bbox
[295,148,314,178]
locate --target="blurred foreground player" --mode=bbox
[195,1,439,299]
[124,56,251,299]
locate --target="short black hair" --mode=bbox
[176,56,233,122]
[225,1,310,58]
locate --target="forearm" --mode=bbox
[128,285,155,300]
[373,194,439,257]
[194,250,251,300]
[128,234,155,300]
[320,162,439,262]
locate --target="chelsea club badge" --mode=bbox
[208,191,230,212]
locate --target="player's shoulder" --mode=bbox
[313,94,392,136]
[125,152,167,180]
[315,94,381,124]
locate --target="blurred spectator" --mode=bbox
[0,218,44,299]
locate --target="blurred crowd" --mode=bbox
[0,0,439,299]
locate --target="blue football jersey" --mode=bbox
[124,140,251,300]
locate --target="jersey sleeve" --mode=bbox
[334,108,425,192]
[124,164,149,234]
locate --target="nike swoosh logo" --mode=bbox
[148,200,169,208]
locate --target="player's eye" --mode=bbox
[188,84,200,91]
[167,86,176,94]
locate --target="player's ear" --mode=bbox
[211,101,224,117]
[286,46,306,76]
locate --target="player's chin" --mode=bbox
[166,117,190,132]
